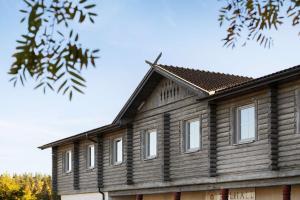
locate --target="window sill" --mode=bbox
[144,156,157,161]
[86,167,95,172]
[233,139,256,146]
[184,148,201,154]
[63,171,72,176]
[113,162,123,166]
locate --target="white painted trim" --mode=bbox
[61,192,105,200]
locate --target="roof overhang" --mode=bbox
[38,124,123,150]
[202,65,300,102]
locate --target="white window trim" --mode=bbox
[87,144,95,169]
[236,104,256,144]
[112,137,123,165]
[184,118,201,153]
[144,129,158,160]
[64,150,72,173]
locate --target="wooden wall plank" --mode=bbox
[162,113,171,181]
[97,134,104,188]
[52,146,58,198]
[208,102,217,177]
[126,124,134,185]
[73,141,80,190]
[269,85,279,170]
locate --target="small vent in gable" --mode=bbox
[159,80,181,104]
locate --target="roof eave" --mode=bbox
[38,124,122,150]
[201,65,300,102]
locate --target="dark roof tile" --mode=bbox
[157,64,253,92]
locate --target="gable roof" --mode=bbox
[113,64,252,123]
[156,64,253,93]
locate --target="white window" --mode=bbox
[87,144,95,169]
[237,104,256,143]
[64,150,72,173]
[185,118,201,152]
[113,138,123,164]
[144,130,157,159]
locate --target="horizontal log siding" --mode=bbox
[73,141,80,190]
[78,140,98,191]
[132,114,163,184]
[169,101,209,180]
[216,90,270,176]
[132,95,209,183]
[57,144,74,194]
[278,80,300,170]
[103,130,127,187]
[52,147,58,197]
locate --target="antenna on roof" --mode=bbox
[145,52,162,67]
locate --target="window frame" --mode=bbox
[144,129,158,160]
[236,103,256,144]
[86,144,95,169]
[63,150,72,174]
[184,117,201,153]
[112,137,123,165]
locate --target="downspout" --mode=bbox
[98,187,105,200]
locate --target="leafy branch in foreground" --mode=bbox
[219,0,300,48]
[8,0,99,100]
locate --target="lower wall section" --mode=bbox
[61,193,104,200]
[181,191,206,200]
[63,185,300,200]
[111,195,135,200]
[292,185,300,200]
[144,193,173,200]
[255,186,282,200]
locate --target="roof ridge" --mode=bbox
[156,64,254,80]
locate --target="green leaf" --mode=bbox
[47,82,54,91]
[71,78,86,87]
[69,91,73,101]
[75,34,79,42]
[68,71,85,82]
[80,0,88,4]
[34,82,44,90]
[23,0,32,7]
[88,12,97,17]
[57,80,67,93]
[89,17,95,23]
[20,17,26,23]
[84,4,96,9]
[72,85,84,94]
[79,14,86,23]
[20,9,28,13]
[92,49,100,53]
[63,86,70,95]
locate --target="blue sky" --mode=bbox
[0,0,300,174]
